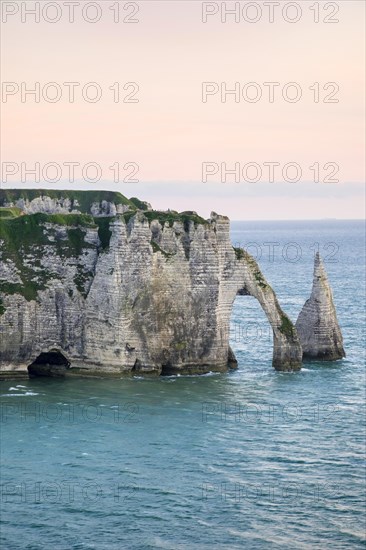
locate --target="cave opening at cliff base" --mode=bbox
[28,349,70,378]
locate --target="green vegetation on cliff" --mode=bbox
[120,210,208,230]
[240,249,269,290]
[0,207,23,219]
[143,210,207,228]
[129,197,150,211]
[0,213,98,300]
[233,247,245,260]
[279,313,295,338]
[0,189,135,212]
[46,213,95,227]
[0,212,96,248]
[0,189,208,230]
[121,211,136,224]
[0,190,210,301]
[94,217,114,250]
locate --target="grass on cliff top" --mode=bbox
[129,197,150,211]
[0,207,23,219]
[142,210,207,228]
[0,213,107,259]
[0,212,96,247]
[0,190,208,229]
[0,189,136,213]
[120,210,208,228]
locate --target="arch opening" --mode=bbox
[230,293,274,369]
[28,349,70,378]
[231,253,303,371]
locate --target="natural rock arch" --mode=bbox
[234,251,303,371]
[0,206,304,376]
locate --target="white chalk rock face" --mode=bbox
[0,201,304,376]
[296,253,345,361]
[15,196,79,215]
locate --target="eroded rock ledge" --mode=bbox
[0,190,305,377]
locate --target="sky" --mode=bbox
[1,0,365,219]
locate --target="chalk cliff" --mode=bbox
[0,189,303,377]
[296,252,345,361]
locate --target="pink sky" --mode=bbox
[1,1,365,219]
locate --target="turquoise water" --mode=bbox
[1,221,365,549]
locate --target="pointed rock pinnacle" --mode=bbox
[295,253,345,361]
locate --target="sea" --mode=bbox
[1,220,365,549]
